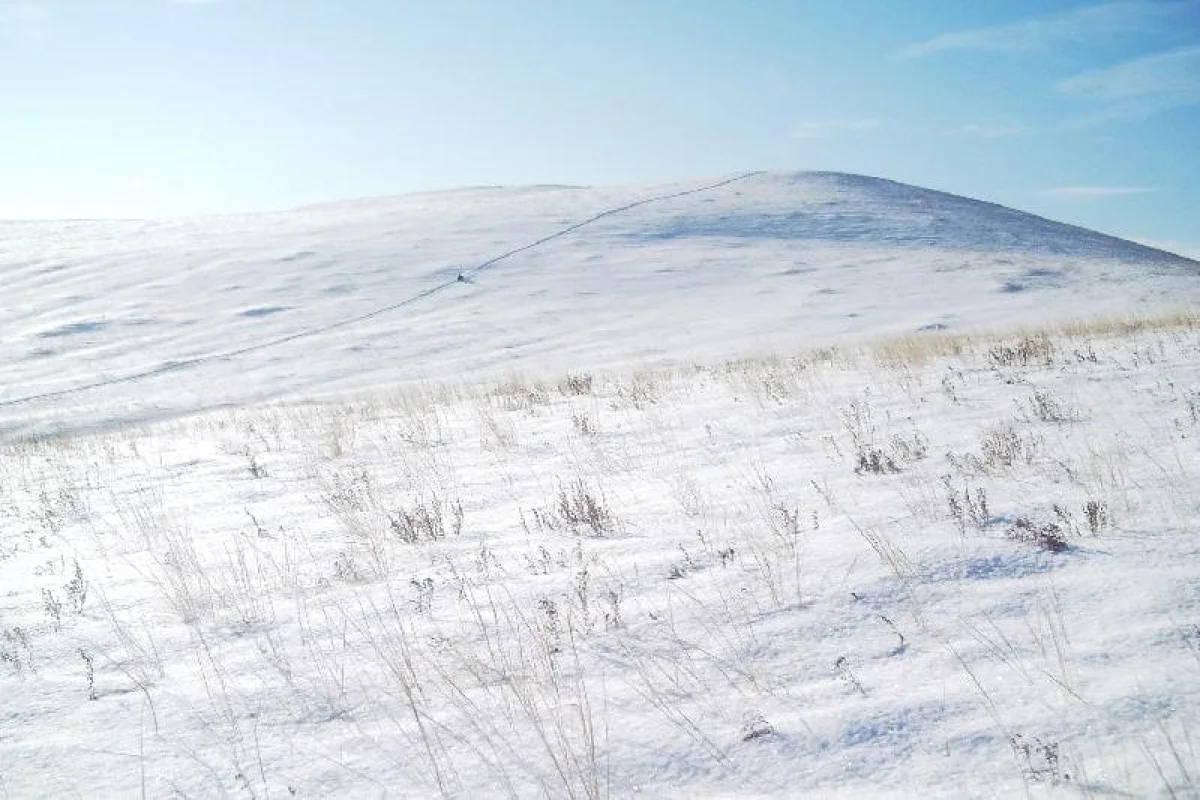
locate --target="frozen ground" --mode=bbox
[1,173,1198,797]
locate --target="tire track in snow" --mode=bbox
[0,172,762,409]
[463,170,762,279]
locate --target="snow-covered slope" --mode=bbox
[2,171,1195,438]
[2,173,1199,798]
[3,320,1199,798]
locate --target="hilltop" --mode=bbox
[2,171,1195,438]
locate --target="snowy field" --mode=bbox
[2,173,1199,797]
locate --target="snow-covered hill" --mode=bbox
[2,173,1199,798]
[2,171,1195,438]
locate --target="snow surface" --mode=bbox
[1,171,1195,439]
[1,172,1199,797]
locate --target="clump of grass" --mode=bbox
[947,423,1039,475]
[1,627,31,677]
[614,372,662,410]
[944,477,990,533]
[492,377,550,411]
[988,334,1055,368]
[571,411,595,436]
[529,478,615,537]
[889,431,928,463]
[855,448,899,475]
[1027,389,1078,424]
[1010,734,1070,784]
[333,551,366,583]
[555,479,613,537]
[979,424,1025,468]
[64,561,87,616]
[558,373,594,396]
[78,648,97,701]
[388,495,464,544]
[1006,517,1068,553]
[41,588,63,632]
[842,402,926,475]
[1084,499,1110,535]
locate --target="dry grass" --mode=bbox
[3,306,1198,796]
[1054,308,1200,339]
[870,307,1198,368]
[872,331,979,367]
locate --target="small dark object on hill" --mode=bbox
[740,711,775,742]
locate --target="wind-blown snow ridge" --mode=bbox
[1,170,1195,438]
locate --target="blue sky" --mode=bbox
[2,1,1197,251]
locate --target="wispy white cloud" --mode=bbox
[901,1,1196,58]
[945,122,1031,138]
[1043,185,1153,198]
[1056,45,1200,118]
[794,118,880,140]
